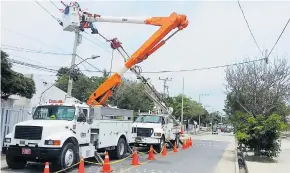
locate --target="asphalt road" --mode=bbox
[1,133,233,173]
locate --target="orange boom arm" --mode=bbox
[86,13,188,106]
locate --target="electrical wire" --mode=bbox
[76,54,102,72]
[9,56,266,75]
[81,33,110,53]
[266,17,290,58]
[1,44,71,55]
[7,53,47,66]
[238,0,264,56]
[49,0,61,12]
[34,0,62,26]
[3,28,67,53]
[140,58,266,74]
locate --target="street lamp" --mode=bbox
[72,55,100,69]
[198,93,209,130]
[67,55,100,96]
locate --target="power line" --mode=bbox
[141,58,266,74]
[238,0,264,56]
[1,44,71,55]
[3,28,67,53]
[267,17,290,58]
[7,53,47,66]
[76,54,102,72]
[8,58,58,73]
[49,0,61,12]
[81,34,110,53]
[34,0,62,26]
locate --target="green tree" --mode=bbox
[235,112,286,157]
[110,79,154,112]
[1,51,36,99]
[55,67,107,102]
[166,94,208,123]
[225,58,290,157]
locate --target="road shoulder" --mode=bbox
[213,140,236,173]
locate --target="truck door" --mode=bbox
[162,117,169,139]
[75,107,90,145]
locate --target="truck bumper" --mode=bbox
[134,137,160,146]
[2,145,61,161]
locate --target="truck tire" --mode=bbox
[6,155,27,169]
[111,137,127,159]
[155,136,165,153]
[54,142,77,171]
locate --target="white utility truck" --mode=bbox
[3,98,135,170]
[132,111,181,152]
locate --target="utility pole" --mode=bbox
[159,77,172,98]
[198,93,209,130]
[264,49,268,73]
[181,77,184,127]
[67,29,81,97]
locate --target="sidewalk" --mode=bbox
[245,137,290,173]
[213,140,236,173]
[1,156,8,170]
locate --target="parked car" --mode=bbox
[225,125,234,133]
[212,126,218,134]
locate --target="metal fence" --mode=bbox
[1,106,31,152]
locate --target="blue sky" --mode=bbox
[2,0,290,113]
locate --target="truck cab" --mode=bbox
[132,113,180,152]
[2,98,134,170]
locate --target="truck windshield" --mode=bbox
[135,115,161,123]
[33,106,75,120]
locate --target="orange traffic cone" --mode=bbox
[43,162,50,173]
[101,152,113,172]
[180,126,184,134]
[173,141,178,152]
[182,140,187,149]
[189,137,192,147]
[147,145,155,160]
[162,145,167,156]
[131,148,140,165]
[78,157,85,173]
[187,139,190,148]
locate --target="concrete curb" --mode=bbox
[235,138,239,173]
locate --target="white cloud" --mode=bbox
[1,0,290,113]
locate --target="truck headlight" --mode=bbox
[4,138,11,143]
[45,140,61,146]
[154,133,161,136]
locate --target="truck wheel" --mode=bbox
[155,136,165,153]
[55,143,77,171]
[111,137,127,159]
[6,155,27,169]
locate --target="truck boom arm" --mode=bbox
[85,12,188,106]
[116,48,180,126]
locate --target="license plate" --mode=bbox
[22,148,31,155]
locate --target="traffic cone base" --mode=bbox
[173,142,178,152]
[43,162,49,173]
[101,152,113,172]
[147,145,155,160]
[78,157,85,173]
[182,140,187,149]
[131,149,140,165]
[162,145,167,156]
